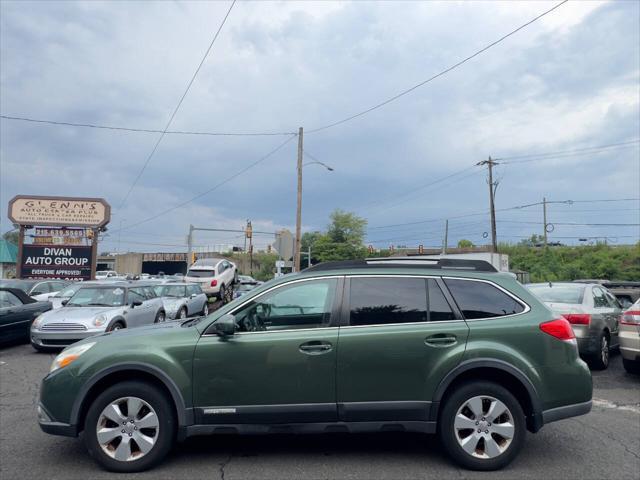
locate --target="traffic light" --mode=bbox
[245,221,253,239]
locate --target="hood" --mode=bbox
[161,298,184,309]
[41,306,123,323]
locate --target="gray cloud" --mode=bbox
[1,0,638,252]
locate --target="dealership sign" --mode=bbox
[21,245,93,280]
[8,195,111,227]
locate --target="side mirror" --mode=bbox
[131,299,143,308]
[213,314,236,336]
[190,293,197,299]
[61,300,68,306]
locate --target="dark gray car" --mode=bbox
[526,282,621,369]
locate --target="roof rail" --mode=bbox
[304,257,498,273]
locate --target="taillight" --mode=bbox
[621,310,640,325]
[540,318,576,342]
[563,313,591,325]
[210,279,218,287]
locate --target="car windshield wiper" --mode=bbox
[87,303,111,307]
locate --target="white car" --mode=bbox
[153,283,209,319]
[184,258,237,301]
[96,270,118,280]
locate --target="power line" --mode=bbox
[306,0,568,134]
[497,139,640,163]
[367,198,640,230]
[0,114,296,137]
[117,0,236,211]
[110,134,297,234]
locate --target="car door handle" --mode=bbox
[425,334,457,348]
[299,341,333,355]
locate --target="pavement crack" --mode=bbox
[571,418,640,461]
[219,452,233,480]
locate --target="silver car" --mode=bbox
[526,282,621,370]
[30,282,166,351]
[619,298,640,374]
[153,282,208,320]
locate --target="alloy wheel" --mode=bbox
[179,308,187,319]
[96,396,159,462]
[203,304,209,316]
[454,395,515,459]
[601,336,609,367]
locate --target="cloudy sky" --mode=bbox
[1,0,638,252]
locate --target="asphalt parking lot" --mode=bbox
[1,344,638,480]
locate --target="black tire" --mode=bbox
[108,321,125,332]
[177,307,187,320]
[83,380,176,472]
[218,284,226,304]
[201,302,209,316]
[589,331,610,370]
[439,381,526,471]
[154,310,166,323]
[622,358,640,374]
[233,271,238,285]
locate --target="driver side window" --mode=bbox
[233,278,337,332]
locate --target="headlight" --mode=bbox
[93,314,108,327]
[32,314,45,330]
[50,342,96,373]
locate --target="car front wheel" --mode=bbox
[84,381,176,472]
[154,311,166,323]
[439,381,525,471]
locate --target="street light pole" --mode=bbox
[295,127,303,272]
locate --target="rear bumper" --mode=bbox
[619,330,640,361]
[542,400,592,425]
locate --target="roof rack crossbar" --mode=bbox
[304,258,498,273]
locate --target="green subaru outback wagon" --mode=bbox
[38,258,592,472]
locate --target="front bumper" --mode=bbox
[31,329,102,348]
[37,403,78,437]
[542,400,592,424]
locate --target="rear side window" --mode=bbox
[428,279,455,321]
[444,279,524,319]
[350,277,427,326]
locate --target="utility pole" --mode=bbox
[477,157,498,253]
[186,224,194,270]
[308,246,311,268]
[542,197,548,247]
[294,127,303,272]
[442,219,449,254]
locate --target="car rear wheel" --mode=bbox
[154,311,166,323]
[439,381,525,471]
[590,332,609,370]
[218,284,227,304]
[622,358,640,374]
[84,381,175,472]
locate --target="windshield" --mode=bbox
[67,287,125,307]
[55,284,83,298]
[527,284,585,304]
[186,269,215,278]
[153,285,186,298]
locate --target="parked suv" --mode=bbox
[184,258,237,301]
[31,282,166,350]
[37,258,592,472]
